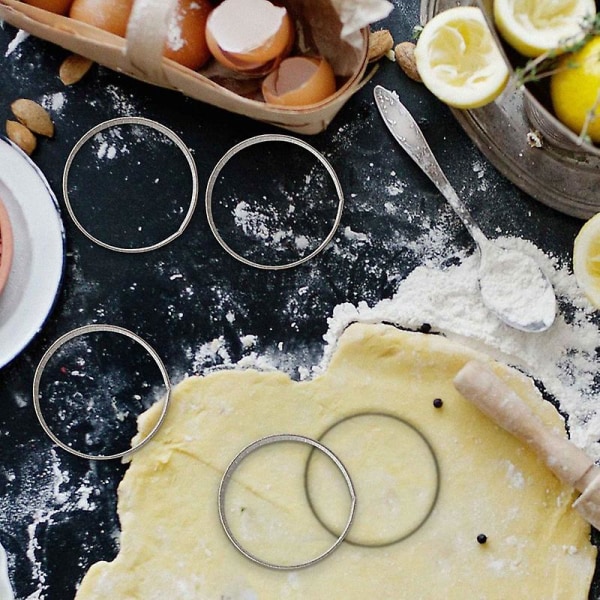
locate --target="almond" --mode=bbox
[395,41,422,82]
[10,98,54,138]
[6,120,37,155]
[368,29,394,63]
[59,54,94,85]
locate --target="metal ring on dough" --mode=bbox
[306,411,441,547]
[32,324,171,461]
[205,134,345,270]
[62,117,199,253]
[218,433,356,569]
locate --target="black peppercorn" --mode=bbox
[433,398,443,408]
[477,534,487,544]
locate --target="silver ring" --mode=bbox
[62,117,199,253]
[306,412,440,547]
[33,324,171,461]
[205,134,344,270]
[218,433,356,569]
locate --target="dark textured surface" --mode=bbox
[0,2,596,598]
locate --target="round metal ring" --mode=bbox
[205,134,345,270]
[62,117,199,253]
[306,412,440,547]
[32,324,171,461]
[218,433,356,569]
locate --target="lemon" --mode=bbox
[573,212,600,309]
[414,7,509,110]
[550,36,600,142]
[494,0,596,58]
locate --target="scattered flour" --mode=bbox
[504,461,526,490]
[342,226,370,244]
[4,29,28,57]
[97,141,118,161]
[93,84,139,116]
[167,8,185,53]
[41,92,66,115]
[233,200,275,241]
[240,334,258,348]
[232,200,308,252]
[90,129,130,162]
[321,236,600,461]
[187,334,279,375]
[189,336,232,372]
[472,160,490,192]
[385,171,407,196]
[0,449,98,599]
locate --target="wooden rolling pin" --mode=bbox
[454,360,600,530]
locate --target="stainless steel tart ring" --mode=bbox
[62,116,199,253]
[205,134,345,270]
[33,324,171,461]
[218,433,356,569]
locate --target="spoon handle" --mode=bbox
[374,85,488,248]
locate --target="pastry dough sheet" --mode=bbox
[76,323,596,599]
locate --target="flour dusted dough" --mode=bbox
[76,323,596,599]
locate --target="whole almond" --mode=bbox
[10,99,54,138]
[368,29,394,63]
[395,42,422,82]
[6,120,37,155]
[59,54,94,85]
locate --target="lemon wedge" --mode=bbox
[551,36,600,142]
[414,6,509,110]
[494,0,596,58]
[573,212,600,309]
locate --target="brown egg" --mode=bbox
[205,0,293,74]
[69,0,134,37]
[164,0,213,70]
[262,56,337,107]
[21,0,74,14]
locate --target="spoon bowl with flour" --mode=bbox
[374,85,556,333]
[478,242,555,332]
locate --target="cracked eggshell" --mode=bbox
[262,55,337,106]
[205,0,294,74]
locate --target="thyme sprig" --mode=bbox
[578,87,600,144]
[515,13,600,86]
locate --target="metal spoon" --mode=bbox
[374,85,556,332]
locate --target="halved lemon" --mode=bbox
[573,212,600,309]
[494,0,596,58]
[414,6,509,110]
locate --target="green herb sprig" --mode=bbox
[515,13,600,86]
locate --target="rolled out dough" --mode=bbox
[76,323,596,599]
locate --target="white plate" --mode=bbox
[0,541,13,600]
[0,137,65,369]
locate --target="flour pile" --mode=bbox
[322,236,600,461]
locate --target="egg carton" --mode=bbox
[0,0,370,134]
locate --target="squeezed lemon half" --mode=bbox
[414,6,509,110]
[494,0,597,58]
[573,212,600,309]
